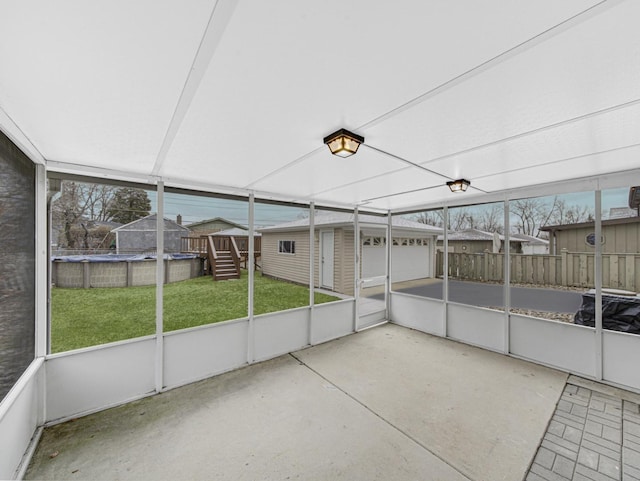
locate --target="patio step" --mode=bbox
[211,250,240,281]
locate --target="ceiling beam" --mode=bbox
[150,0,239,177]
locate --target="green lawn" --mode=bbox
[51,272,339,353]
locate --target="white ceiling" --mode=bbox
[1,0,639,213]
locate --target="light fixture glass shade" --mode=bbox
[446,179,470,193]
[323,129,364,157]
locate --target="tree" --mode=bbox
[510,198,549,236]
[415,206,504,233]
[414,210,444,227]
[51,181,151,248]
[52,182,116,248]
[549,198,594,225]
[106,187,151,224]
[477,204,504,234]
[448,208,473,231]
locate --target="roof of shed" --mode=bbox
[112,214,190,232]
[259,212,441,235]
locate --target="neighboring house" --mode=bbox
[540,215,640,255]
[436,229,523,254]
[609,207,638,219]
[186,217,247,235]
[111,214,190,253]
[510,233,549,255]
[259,213,442,295]
[211,227,257,238]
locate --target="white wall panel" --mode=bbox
[46,338,155,423]
[447,303,505,352]
[603,331,640,391]
[164,320,249,389]
[0,359,43,480]
[510,314,595,377]
[311,300,354,345]
[390,293,444,336]
[253,308,309,362]
[358,310,387,330]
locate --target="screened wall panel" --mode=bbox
[49,178,156,352]
[0,130,35,402]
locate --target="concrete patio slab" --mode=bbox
[26,324,568,480]
[295,324,569,481]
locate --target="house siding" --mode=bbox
[263,228,355,296]
[554,223,640,254]
[339,229,355,296]
[261,231,310,286]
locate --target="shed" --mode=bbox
[436,229,523,254]
[111,214,190,254]
[510,233,549,255]
[259,213,441,295]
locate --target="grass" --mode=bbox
[51,272,339,353]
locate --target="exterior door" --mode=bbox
[321,230,334,289]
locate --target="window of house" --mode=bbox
[371,236,386,247]
[278,240,295,254]
[363,237,372,246]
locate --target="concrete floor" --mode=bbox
[26,324,569,481]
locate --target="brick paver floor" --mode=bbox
[526,381,640,481]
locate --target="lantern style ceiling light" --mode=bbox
[446,179,471,193]
[323,128,365,157]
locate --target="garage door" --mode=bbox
[362,237,430,285]
[391,244,430,282]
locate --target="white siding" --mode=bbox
[261,231,310,286]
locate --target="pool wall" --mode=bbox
[52,257,203,288]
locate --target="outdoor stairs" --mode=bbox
[213,250,240,281]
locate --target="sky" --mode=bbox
[149,192,308,228]
[148,187,631,229]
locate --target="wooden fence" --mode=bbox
[436,249,640,292]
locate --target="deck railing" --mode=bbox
[207,236,219,277]
[230,237,241,273]
[181,235,261,257]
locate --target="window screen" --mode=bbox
[0,131,35,401]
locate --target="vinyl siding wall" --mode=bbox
[263,228,356,296]
[555,223,640,254]
[335,229,355,296]
[261,231,311,286]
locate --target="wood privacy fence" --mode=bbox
[436,249,640,292]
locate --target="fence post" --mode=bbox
[609,254,619,288]
[626,255,635,292]
[579,254,588,287]
[483,249,489,281]
[561,249,568,286]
